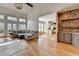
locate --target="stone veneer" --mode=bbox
[58,9,79,32]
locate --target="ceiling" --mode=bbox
[0,3,79,15]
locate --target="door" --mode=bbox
[64,33,72,44]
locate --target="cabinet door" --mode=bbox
[64,33,72,44]
[72,33,79,46]
[58,32,64,42]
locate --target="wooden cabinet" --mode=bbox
[72,33,79,47]
[58,32,72,44]
[64,33,72,44]
[58,32,64,42]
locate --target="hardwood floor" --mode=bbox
[13,33,79,56]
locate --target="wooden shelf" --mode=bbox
[62,18,79,22]
[62,27,79,29]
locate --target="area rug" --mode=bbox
[0,40,27,56]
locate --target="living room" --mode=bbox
[0,3,79,56]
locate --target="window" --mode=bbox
[0,15,4,19]
[39,23,44,32]
[0,15,5,36]
[7,16,17,21]
[0,14,27,37]
[13,24,17,31]
[8,23,12,33]
[0,22,4,36]
[8,23,17,31]
[19,24,26,30]
[19,18,26,22]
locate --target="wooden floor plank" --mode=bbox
[13,33,79,56]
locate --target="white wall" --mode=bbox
[39,13,56,22]
[27,8,38,31]
[27,19,38,31]
[39,13,57,33]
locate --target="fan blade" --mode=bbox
[25,3,33,7]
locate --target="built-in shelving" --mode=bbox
[58,8,79,44]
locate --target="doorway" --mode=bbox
[48,21,56,34]
[38,21,45,35]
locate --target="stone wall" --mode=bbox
[58,9,79,32]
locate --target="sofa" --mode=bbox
[24,31,38,40]
[9,30,38,40]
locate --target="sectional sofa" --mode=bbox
[9,30,38,40]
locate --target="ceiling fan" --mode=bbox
[15,3,33,9]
